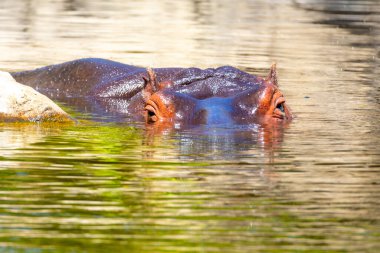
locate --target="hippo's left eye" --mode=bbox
[273,95,287,119]
[277,102,285,113]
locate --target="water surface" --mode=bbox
[0,0,379,252]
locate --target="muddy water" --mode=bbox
[0,0,379,252]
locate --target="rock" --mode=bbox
[0,71,73,122]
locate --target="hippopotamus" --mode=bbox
[11,58,292,127]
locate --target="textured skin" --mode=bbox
[11,58,263,97]
[11,58,292,126]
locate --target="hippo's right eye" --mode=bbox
[144,104,159,123]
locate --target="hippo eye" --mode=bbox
[273,95,287,119]
[276,102,285,113]
[144,104,159,123]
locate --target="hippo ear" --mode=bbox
[266,63,278,87]
[142,68,158,102]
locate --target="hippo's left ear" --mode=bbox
[142,68,158,102]
[266,63,278,87]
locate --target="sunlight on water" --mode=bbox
[0,0,379,252]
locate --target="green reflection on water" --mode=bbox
[0,122,378,252]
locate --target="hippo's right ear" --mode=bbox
[142,68,158,102]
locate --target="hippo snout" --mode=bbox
[193,97,234,125]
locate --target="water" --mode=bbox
[0,0,379,252]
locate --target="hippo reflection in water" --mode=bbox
[11,58,293,128]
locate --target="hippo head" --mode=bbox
[141,64,292,128]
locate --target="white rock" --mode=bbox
[0,71,73,122]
